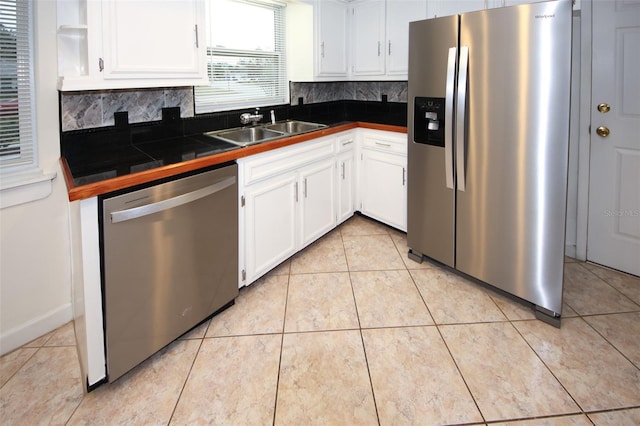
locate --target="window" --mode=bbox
[195,0,287,113]
[0,0,35,169]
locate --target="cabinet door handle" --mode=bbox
[321,42,325,58]
[388,41,392,56]
[194,25,199,48]
[341,162,345,179]
[303,178,308,198]
[375,141,391,148]
[402,167,406,186]
[99,57,104,72]
[294,182,298,202]
[342,139,353,146]
[378,41,381,57]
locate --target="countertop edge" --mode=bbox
[63,122,407,201]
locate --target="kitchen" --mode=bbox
[1,0,639,424]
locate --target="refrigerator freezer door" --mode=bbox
[455,0,572,315]
[407,15,459,267]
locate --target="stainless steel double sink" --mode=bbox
[204,120,327,147]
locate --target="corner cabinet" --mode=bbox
[317,0,427,80]
[238,128,405,287]
[350,0,386,76]
[315,0,349,78]
[358,130,408,231]
[57,0,208,91]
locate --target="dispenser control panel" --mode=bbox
[414,97,445,147]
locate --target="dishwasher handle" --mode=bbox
[110,176,236,224]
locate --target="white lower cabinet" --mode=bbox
[243,172,298,284]
[239,128,406,287]
[336,133,356,224]
[300,158,336,247]
[358,130,408,231]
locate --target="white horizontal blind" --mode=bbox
[195,0,287,113]
[0,0,35,168]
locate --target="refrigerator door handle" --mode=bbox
[456,45,469,192]
[445,47,457,190]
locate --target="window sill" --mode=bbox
[0,169,57,209]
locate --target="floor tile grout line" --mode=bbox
[509,318,587,416]
[580,314,640,372]
[166,335,206,425]
[347,259,381,426]
[573,262,640,308]
[271,270,291,426]
[432,322,487,424]
[0,344,42,392]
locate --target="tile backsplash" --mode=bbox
[60,81,407,132]
[60,87,194,132]
[290,81,408,105]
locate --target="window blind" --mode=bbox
[195,0,287,113]
[0,0,35,168]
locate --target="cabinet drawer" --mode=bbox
[336,132,356,153]
[360,131,407,155]
[240,137,336,186]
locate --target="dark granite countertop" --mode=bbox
[61,101,408,201]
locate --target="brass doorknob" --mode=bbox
[596,126,610,137]
[597,103,610,113]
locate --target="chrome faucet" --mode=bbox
[240,108,263,126]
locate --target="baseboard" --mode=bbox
[0,303,73,356]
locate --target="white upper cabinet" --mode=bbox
[386,0,427,75]
[315,0,349,77]
[57,0,208,91]
[426,0,487,18]
[351,0,386,76]
[316,0,426,80]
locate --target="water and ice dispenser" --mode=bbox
[413,97,445,147]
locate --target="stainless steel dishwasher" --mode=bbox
[101,163,238,381]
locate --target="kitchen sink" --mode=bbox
[206,127,285,147]
[263,120,327,134]
[205,120,328,147]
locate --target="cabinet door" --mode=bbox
[361,149,407,231]
[101,0,206,80]
[386,0,427,76]
[244,173,298,283]
[316,0,349,77]
[351,0,386,76]
[299,159,337,248]
[337,151,356,224]
[426,0,486,18]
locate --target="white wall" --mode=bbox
[0,1,72,355]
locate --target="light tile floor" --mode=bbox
[1,214,639,425]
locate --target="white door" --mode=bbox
[244,173,298,283]
[299,159,336,248]
[587,0,640,276]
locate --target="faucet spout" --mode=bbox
[240,107,263,126]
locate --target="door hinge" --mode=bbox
[240,195,245,207]
[241,269,246,281]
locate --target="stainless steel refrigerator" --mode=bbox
[407,0,572,326]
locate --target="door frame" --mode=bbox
[575,0,592,261]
